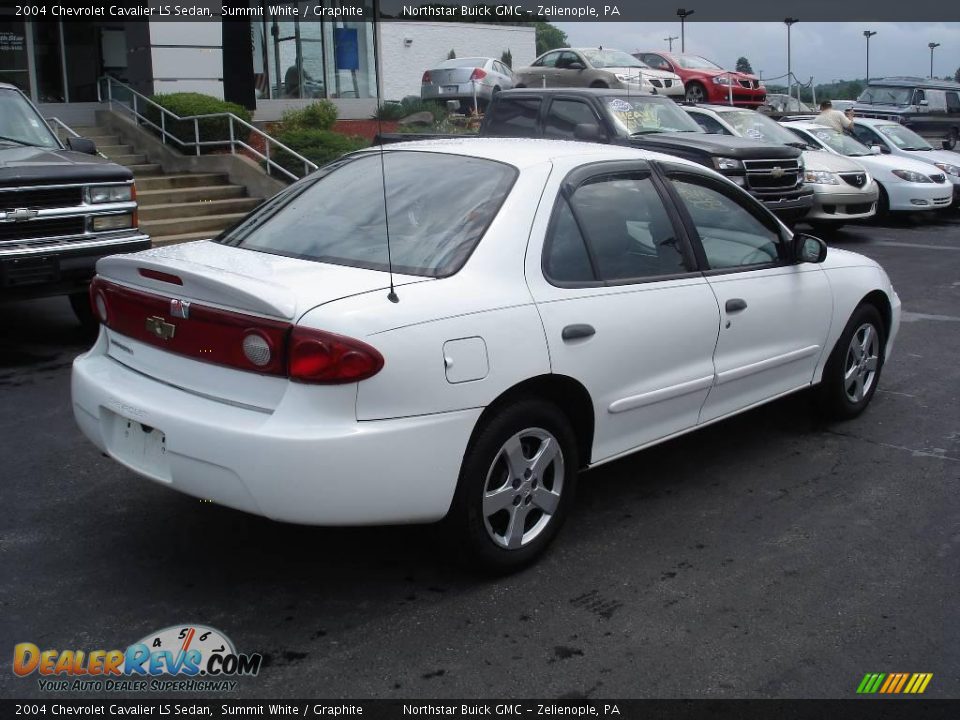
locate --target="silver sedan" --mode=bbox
[421,57,515,112]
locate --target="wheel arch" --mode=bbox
[860,289,893,340]
[471,374,595,468]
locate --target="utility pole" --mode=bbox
[863,30,877,82]
[928,42,940,79]
[784,18,799,100]
[677,9,695,53]
[664,35,679,52]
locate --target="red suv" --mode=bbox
[634,51,766,107]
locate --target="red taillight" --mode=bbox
[422,71,431,83]
[469,68,487,81]
[288,326,384,384]
[138,268,183,285]
[91,278,384,383]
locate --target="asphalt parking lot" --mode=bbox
[2,210,958,701]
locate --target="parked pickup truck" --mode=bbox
[854,78,960,150]
[0,82,149,325]
[378,89,813,222]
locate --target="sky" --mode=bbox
[555,22,960,85]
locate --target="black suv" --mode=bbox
[0,83,149,324]
[480,89,814,222]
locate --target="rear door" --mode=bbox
[526,160,720,463]
[662,166,832,422]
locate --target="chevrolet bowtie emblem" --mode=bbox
[771,166,785,178]
[145,316,176,340]
[7,208,39,222]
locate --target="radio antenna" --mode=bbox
[372,27,399,303]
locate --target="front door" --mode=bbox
[663,168,832,423]
[526,161,721,463]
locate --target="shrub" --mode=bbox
[274,128,369,176]
[145,93,252,150]
[371,97,446,123]
[501,49,512,69]
[280,100,338,131]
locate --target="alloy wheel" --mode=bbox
[482,428,564,550]
[844,323,880,403]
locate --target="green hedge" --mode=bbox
[145,93,252,150]
[280,100,338,131]
[274,129,370,176]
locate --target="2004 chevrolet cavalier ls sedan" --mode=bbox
[72,138,901,571]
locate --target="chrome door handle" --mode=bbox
[562,324,596,341]
[725,298,748,313]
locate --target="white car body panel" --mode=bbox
[852,118,960,190]
[783,122,953,211]
[72,139,901,526]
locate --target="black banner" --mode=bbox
[2,700,960,719]
[0,0,959,23]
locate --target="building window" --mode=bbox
[251,0,377,101]
[0,21,30,95]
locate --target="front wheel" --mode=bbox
[944,129,958,151]
[445,399,579,573]
[816,303,886,420]
[685,82,707,103]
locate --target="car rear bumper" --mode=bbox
[72,334,480,526]
[421,83,494,102]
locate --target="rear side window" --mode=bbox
[544,99,602,139]
[487,97,542,137]
[221,152,517,278]
[543,173,691,285]
[947,92,960,112]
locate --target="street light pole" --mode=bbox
[784,18,799,100]
[677,9,695,53]
[863,30,877,82]
[664,35,679,52]
[928,42,940,79]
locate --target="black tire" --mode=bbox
[944,129,958,151]
[685,81,707,103]
[875,184,890,218]
[445,398,579,573]
[589,81,609,89]
[816,303,886,420]
[69,291,98,331]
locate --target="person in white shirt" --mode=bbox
[815,100,854,133]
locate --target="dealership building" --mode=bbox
[0,2,536,124]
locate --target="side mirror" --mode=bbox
[793,233,828,264]
[66,136,97,155]
[567,62,586,71]
[573,123,607,142]
[870,145,882,155]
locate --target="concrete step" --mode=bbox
[98,144,135,157]
[137,184,247,206]
[140,212,248,237]
[70,126,110,137]
[138,197,261,221]
[149,231,221,247]
[111,153,149,166]
[129,164,163,177]
[135,173,231,190]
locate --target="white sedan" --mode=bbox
[781,121,954,213]
[72,139,901,571]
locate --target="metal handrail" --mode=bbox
[97,76,318,182]
[46,116,109,158]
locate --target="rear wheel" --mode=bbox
[685,82,707,103]
[817,303,886,420]
[446,399,578,573]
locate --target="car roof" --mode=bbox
[358,137,704,172]
[499,87,660,98]
[853,117,901,127]
[689,104,748,113]
[0,82,19,90]
[866,77,960,90]
[780,121,825,130]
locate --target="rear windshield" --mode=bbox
[219,151,517,278]
[438,58,489,68]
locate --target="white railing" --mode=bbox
[46,116,109,158]
[97,76,318,182]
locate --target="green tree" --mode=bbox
[735,57,753,74]
[501,49,513,69]
[447,49,456,60]
[534,22,568,56]
[954,66,960,83]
